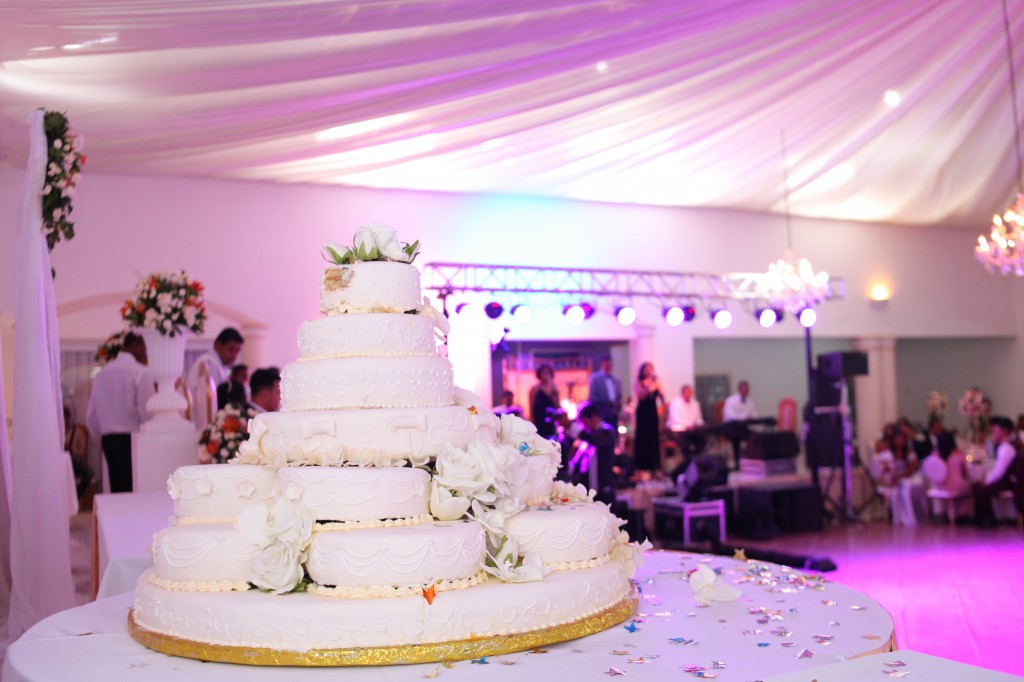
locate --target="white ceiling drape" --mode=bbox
[1,0,1022,228]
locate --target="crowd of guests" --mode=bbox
[80,327,280,494]
[870,415,1023,527]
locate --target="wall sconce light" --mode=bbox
[868,282,891,305]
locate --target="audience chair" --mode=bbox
[921,455,971,528]
[681,499,726,546]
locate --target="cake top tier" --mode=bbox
[321,225,424,315]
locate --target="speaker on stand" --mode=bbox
[807,352,868,522]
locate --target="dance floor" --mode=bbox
[67,511,1023,677]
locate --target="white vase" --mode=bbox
[138,327,192,433]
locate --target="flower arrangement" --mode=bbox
[236,499,316,594]
[95,330,129,364]
[41,111,85,258]
[197,404,257,464]
[958,387,988,418]
[925,390,949,420]
[121,270,206,337]
[324,224,419,264]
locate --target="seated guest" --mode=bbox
[973,415,1019,528]
[216,363,249,409]
[922,431,972,518]
[666,383,705,459]
[878,430,925,526]
[248,368,282,413]
[574,404,618,505]
[492,390,524,418]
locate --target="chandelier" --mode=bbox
[977,0,1024,276]
[759,131,831,315]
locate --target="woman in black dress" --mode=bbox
[633,361,664,480]
[529,363,559,439]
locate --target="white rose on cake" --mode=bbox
[353,224,411,262]
[250,541,305,595]
[237,498,315,551]
[433,443,497,505]
[471,440,529,498]
[429,480,471,521]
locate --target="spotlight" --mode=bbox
[711,308,733,329]
[663,306,685,327]
[510,304,532,324]
[563,304,586,325]
[484,302,504,319]
[616,306,637,327]
[757,308,780,328]
[798,307,818,328]
[454,302,475,315]
[580,302,595,319]
[681,305,697,322]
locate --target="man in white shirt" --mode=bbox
[973,415,1019,527]
[86,332,156,492]
[723,380,758,422]
[667,384,706,459]
[185,327,244,427]
[247,368,281,414]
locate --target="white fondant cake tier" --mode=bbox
[320,262,422,315]
[168,464,278,522]
[504,503,619,566]
[151,524,260,587]
[281,356,455,411]
[297,313,439,360]
[304,521,485,588]
[277,466,430,522]
[507,453,560,505]
[133,560,633,651]
[242,404,494,467]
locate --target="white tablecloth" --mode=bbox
[764,649,1021,681]
[6,551,896,681]
[93,491,172,598]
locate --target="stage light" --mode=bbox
[484,302,504,319]
[454,302,475,315]
[616,305,637,326]
[798,307,818,328]
[663,306,685,327]
[563,304,586,325]
[757,307,779,328]
[681,305,697,322]
[711,308,733,329]
[580,302,595,319]
[510,304,532,324]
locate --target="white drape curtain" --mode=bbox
[1,110,76,653]
[1,0,1021,227]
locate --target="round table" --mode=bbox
[3,551,894,681]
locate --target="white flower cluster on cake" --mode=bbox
[121,270,207,337]
[325,224,420,264]
[236,499,316,594]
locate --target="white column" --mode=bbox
[852,336,897,449]
[240,322,269,369]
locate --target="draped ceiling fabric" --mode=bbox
[0,0,1022,228]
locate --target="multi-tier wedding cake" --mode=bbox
[130,226,644,666]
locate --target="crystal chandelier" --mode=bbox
[758,131,831,314]
[976,0,1024,276]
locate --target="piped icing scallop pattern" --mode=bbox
[298,313,439,359]
[320,262,422,315]
[276,466,430,524]
[151,524,260,590]
[280,356,456,411]
[168,464,278,522]
[503,505,619,567]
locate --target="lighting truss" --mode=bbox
[422,262,844,307]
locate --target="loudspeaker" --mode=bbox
[805,413,846,467]
[818,351,868,379]
[743,431,800,460]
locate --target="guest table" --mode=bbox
[92,491,172,598]
[763,649,1021,681]
[7,551,896,681]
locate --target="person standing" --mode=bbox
[588,356,623,426]
[217,363,249,410]
[85,332,156,493]
[576,404,618,505]
[528,364,559,439]
[633,362,664,480]
[186,327,244,427]
[722,380,758,468]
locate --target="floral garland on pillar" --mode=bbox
[41,111,85,272]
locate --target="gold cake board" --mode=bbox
[128,591,638,667]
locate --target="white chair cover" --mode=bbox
[921,455,948,486]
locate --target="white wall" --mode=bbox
[2,167,1023,421]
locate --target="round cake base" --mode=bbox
[127,590,638,666]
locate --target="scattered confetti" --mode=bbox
[695,673,718,679]
[570,649,585,653]
[821,600,837,606]
[442,662,455,669]
[796,648,814,659]
[862,635,882,640]
[829,621,840,627]
[605,667,626,676]
[422,584,436,605]
[128,663,149,668]
[885,661,907,668]
[471,657,489,665]
[710,661,727,669]
[850,605,867,611]
[668,637,697,646]
[424,663,442,678]
[624,621,639,633]
[757,643,770,648]
[682,665,707,673]
[627,657,652,664]
[611,650,631,656]
[528,648,549,654]
[883,671,910,678]
[74,632,94,637]
[781,642,797,648]
[500,660,518,666]
[813,635,835,645]
[467,405,479,414]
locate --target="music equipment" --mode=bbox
[742,431,799,460]
[818,351,868,379]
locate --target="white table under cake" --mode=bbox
[6,550,899,681]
